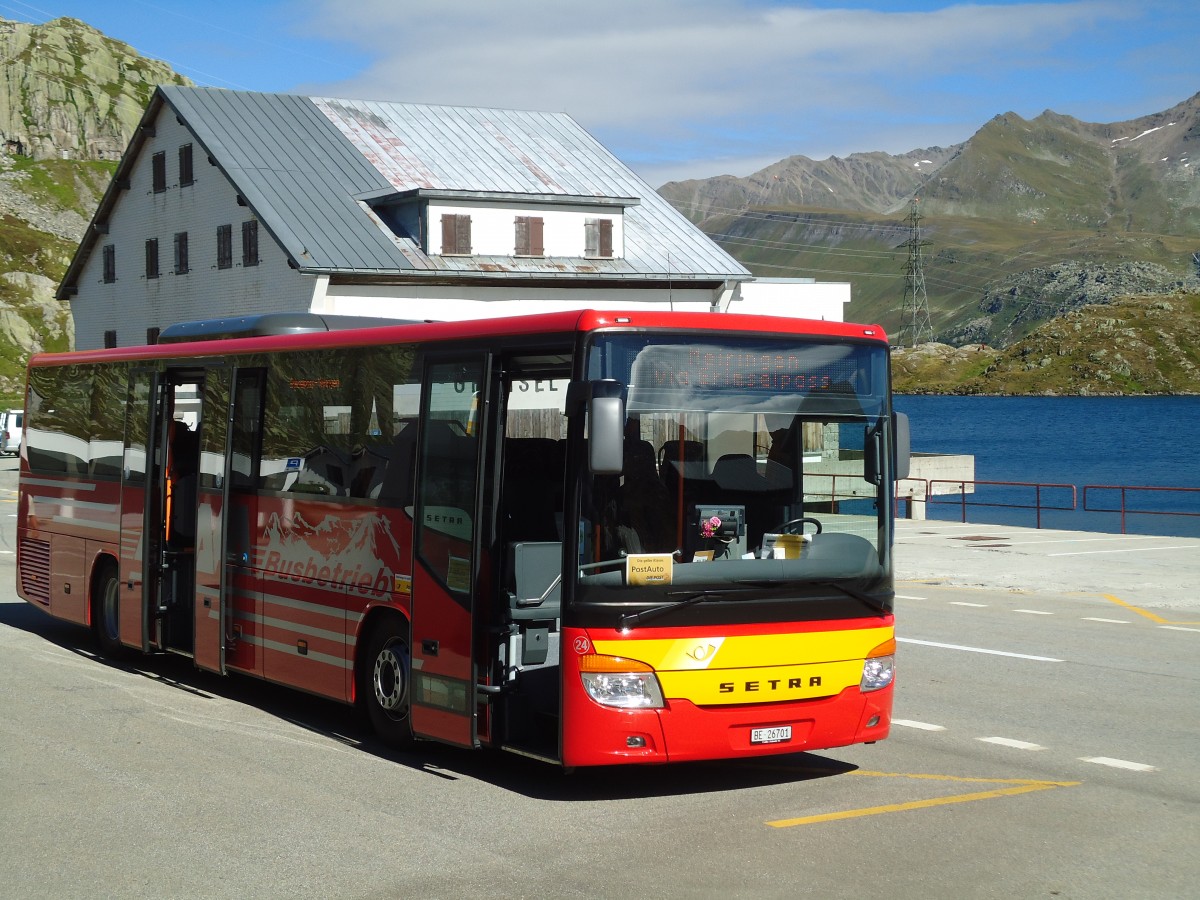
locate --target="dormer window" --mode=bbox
[441,214,472,255]
[585,218,613,258]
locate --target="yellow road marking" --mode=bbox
[765,770,1080,829]
[1102,594,1200,626]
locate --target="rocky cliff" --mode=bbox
[0,16,190,161]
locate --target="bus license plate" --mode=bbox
[751,725,792,745]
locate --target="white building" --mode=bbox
[60,87,758,350]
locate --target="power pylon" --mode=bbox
[899,198,933,348]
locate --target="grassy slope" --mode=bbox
[893,293,1200,394]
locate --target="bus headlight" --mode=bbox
[861,637,896,692]
[860,655,894,692]
[579,654,665,709]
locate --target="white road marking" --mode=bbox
[1014,609,1053,615]
[897,638,1063,662]
[1159,625,1200,633]
[896,595,926,600]
[950,601,987,608]
[892,719,945,731]
[1080,757,1156,772]
[1081,617,1130,624]
[1049,545,1195,557]
[979,737,1046,751]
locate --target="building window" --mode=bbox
[440,213,472,255]
[145,239,159,279]
[152,151,166,193]
[104,330,117,349]
[515,216,544,256]
[585,218,613,258]
[242,220,259,267]
[179,144,194,187]
[174,232,189,275]
[146,327,160,345]
[217,224,232,269]
[102,244,116,283]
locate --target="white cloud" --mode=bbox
[290,0,1150,184]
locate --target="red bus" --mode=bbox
[15,309,908,767]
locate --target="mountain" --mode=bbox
[659,93,1200,352]
[0,17,190,403]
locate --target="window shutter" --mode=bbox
[242,220,259,267]
[598,219,613,258]
[217,224,232,269]
[174,232,189,274]
[145,239,159,279]
[152,152,166,193]
[515,216,529,256]
[456,214,472,254]
[179,144,194,186]
[441,214,472,254]
[530,216,544,256]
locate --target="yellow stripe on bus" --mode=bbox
[591,626,892,671]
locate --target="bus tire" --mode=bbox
[93,560,125,658]
[362,620,415,749]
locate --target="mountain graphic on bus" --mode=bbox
[261,509,402,591]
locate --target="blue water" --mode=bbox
[893,395,1200,537]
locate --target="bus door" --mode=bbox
[410,355,490,748]
[122,368,205,653]
[192,366,233,674]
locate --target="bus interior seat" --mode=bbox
[507,540,562,668]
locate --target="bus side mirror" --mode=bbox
[589,392,625,475]
[568,379,625,475]
[894,412,911,482]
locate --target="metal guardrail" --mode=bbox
[894,479,1200,532]
[1082,484,1200,534]
[925,479,1077,529]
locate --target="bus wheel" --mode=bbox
[93,561,125,658]
[363,622,415,749]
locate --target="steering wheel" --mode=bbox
[776,516,823,535]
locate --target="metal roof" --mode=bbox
[75,86,748,286]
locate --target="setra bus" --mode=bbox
[15,309,909,767]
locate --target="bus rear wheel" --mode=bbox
[93,561,125,658]
[362,621,415,749]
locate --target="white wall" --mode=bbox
[70,107,312,350]
[725,278,851,323]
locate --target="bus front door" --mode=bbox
[409,356,490,748]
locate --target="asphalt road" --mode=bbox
[1,458,1197,899]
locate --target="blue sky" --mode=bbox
[7,0,1198,185]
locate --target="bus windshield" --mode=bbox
[576,333,894,607]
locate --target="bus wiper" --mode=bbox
[618,588,757,630]
[818,582,892,617]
